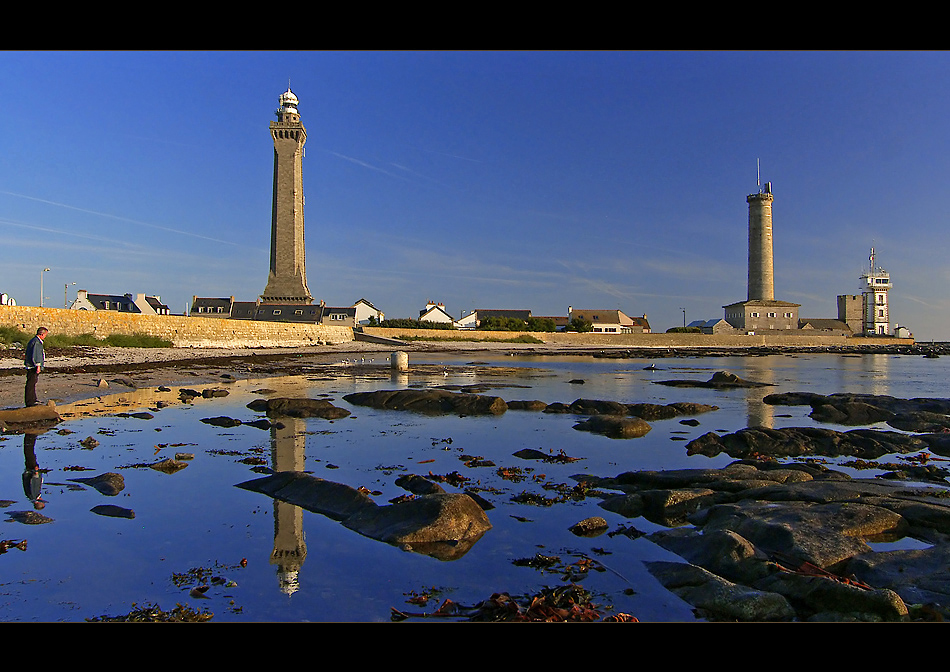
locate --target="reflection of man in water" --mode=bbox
[22,433,45,510]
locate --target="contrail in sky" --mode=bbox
[0,190,243,246]
[324,151,410,182]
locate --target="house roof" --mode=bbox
[83,293,139,311]
[229,302,259,319]
[352,298,380,311]
[145,296,169,311]
[722,299,801,309]
[571,309,632,324]
[799,318,852,332]
[192,297,233,309]
[253,304,324,323]
[420,305,455,321]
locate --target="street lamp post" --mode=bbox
[40,268,50,307]
[680,307,686,329]
[64,282,76,309]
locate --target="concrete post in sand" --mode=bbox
[391,351,409,372]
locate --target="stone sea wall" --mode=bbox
[0,306,353,348]
[362,326,913,349]
[0,306,915,350]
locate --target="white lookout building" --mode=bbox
[860,247,892,336]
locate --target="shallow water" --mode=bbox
[1,352,947,622]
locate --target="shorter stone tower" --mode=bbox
[836,294,863,334]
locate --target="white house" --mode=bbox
[71,290,170,315]
[570,308,651,333]
[419,300,455,324]
[352,298,385,325]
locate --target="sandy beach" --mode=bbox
[0,340,619,411]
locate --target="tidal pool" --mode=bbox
[1,352,947,621]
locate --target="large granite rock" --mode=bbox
[655,371,773,389]
[237,471,492,560]
[343,389,507,415]
[246,397,351,419]
[573,415,652,439]
[0,402,61,430]
[646,561,796,622]
[69,472,125,496]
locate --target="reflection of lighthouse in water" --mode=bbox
[269,418,308,596]
[743,357,776,429]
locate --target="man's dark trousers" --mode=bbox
[25,368,39,407]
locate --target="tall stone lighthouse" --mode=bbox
[723,177,799,332]
[261,88,313,305]
[747,183,774,301]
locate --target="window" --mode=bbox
[294,310,303,315]
[750,312,759,318]
[273,310,281,315]
[767,312,776,318]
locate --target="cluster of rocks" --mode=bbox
[764,391,950,432]
[528,398,718,439]
[687,392,950,466]
[590,460,950,621]
[179,388,230,402]
[342,388,718,440]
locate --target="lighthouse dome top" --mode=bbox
[278,88,299,112]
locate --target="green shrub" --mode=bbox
[491,334,544,344]
[102,333,173,348]
[477,316,556,332]
[567,317,593,333]
[43,333,100,348]
[4,330,172,348]
[0,326,30,346]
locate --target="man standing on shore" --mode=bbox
[24,327,48,407]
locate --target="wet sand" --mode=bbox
[0,341,617,411]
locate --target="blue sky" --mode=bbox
[2,51,948,339]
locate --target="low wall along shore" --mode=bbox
[0,306,914,349]
[0,306,353,348]
[362,326,913,349]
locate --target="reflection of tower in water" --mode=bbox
[269,418,308,596]
[743,357,776,429]
[842,354,891,398]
